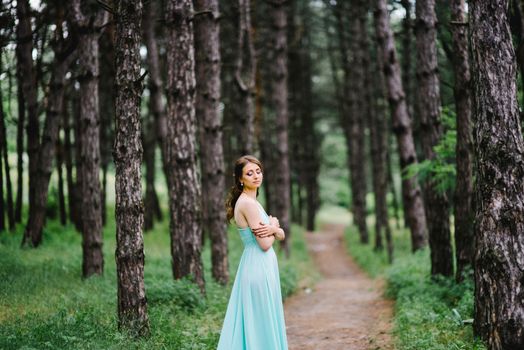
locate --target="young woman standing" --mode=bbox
[217,155,288,350]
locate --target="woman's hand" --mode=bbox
[268,215,280,228]
[252,222,275,238]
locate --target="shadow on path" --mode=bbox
[284,223,394,350]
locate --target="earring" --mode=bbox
[241,183,244,187]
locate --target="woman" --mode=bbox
[217,155,288,350]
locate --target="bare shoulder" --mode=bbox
[235,196,259,213]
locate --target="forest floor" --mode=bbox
[284,223,394,350]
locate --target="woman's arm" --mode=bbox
[238,201,276,251]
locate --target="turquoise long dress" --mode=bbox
[217,204,288,350]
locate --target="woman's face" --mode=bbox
[241,162,263,190]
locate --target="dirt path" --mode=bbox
[284,223,394,350]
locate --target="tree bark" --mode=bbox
[373,0,428,251]
[297,3,320,232]
[331,1,368,244]
[364,5,392,258]
[0,59,14,231]
[268,0,291,255]
[21,15,76,247]
[450,0,474,282]
[471,1,524,348]
[415,0,453,277]
[114,0,150,337]
[15,62,24,224]
[142,1,163,231]
[17,0,41,246]
[400,0,414,119]
[99,20,116,227]
[233,0,257,155]
[62,90,77,227]
[194,0,229,285]
[56,136,67,225]
[165,0,205,291]
[71,0,106,277]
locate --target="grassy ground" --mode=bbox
[0,208,315,350]
[345,221,487,350]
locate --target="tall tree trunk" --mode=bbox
[297,2,320,232]
[99,21,116,227]
[219,0,238,191]
[364,6,386,253]
[17,0,40,246]
[350,2,369,244]
[415,0,453,277]
[114,0,150,337]
[0,60,14,231]
[0,124,4,231]
[22,29,76,248]
[372,49,394,262]
[268,0,291,256]
[233,0,257,155]
[387,144,402,229]
[62,91,77,227]
[373,0,428,251]
[400,0,413,119]
[165,0,205,291]
[15,73,24,224]
[450,0,474,282]
[142,1,163,231]
[72,90,83,231]
[471,0,524,348]
[331,1,368,244]
[194,0,229,285]
[56,136,67,225]
[71,1,105,276]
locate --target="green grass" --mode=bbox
[0,209,315,349]
[345,223,487,350]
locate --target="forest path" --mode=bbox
[284,223,394,350]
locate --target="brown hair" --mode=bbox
[225,155,263,222]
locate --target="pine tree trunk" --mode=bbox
[99,22,116,227]
[17,0,40,246]
[0,128,4,231]
[56,136,67,225]
[72,91,83,232]
[233,0,257,155]
[23,35,75,248]
[71,1,106,276]
[0,66,14,231]
[269,0,291,256]
[373,0,428,251]
[62,92,77,227]
[350,2,369,244]
[142,1,163,231]
[165,0,205,291]
[194,0,229,285]
[471,1,524,348]
[219,0,237,191]
[400,0,413,119]
[15,66,24,224]
[415,0,453,277]
[114,0,150,337]
[331,1,368,244]
[297,3,319,232]
[364,13,383,251]
[450,0,474,283]
[387,146,402,229]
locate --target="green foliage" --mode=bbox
[345,224,486,350]
[0,211,315,349]
[404,107,457,195]
[317,126,350,208]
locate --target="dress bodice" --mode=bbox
[237,204,270,248]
